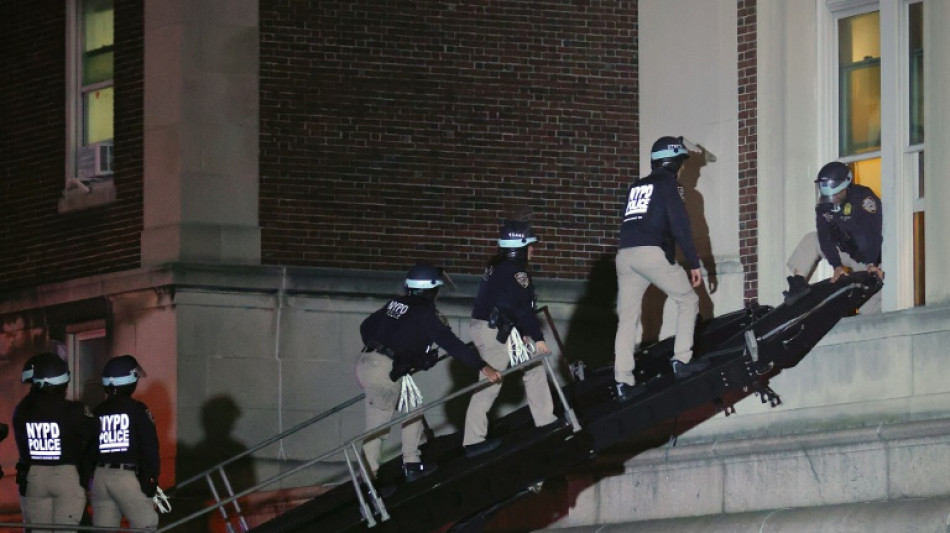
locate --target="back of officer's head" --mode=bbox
[497,219,538,261]
[31,353,70,396]
[102,354,146,397]
[404,263,444,301]
[650,136,690,172]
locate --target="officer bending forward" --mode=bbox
[91,355,160,529]
[358,264,502,482]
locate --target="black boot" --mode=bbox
[403,461,438,483]
[783,275,809,304]
[671,358,710,379]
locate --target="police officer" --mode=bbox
[12,353,96,532]
[358,264,502,482]
[785,161,884,312]
[463,220,559,458]
[90,355,160,529]
[614,136,707,401]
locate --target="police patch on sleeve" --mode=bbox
[514,272,530,288]
[862,196,877,214]
[84,405,94,417]
[146,409,155,423]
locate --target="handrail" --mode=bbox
[158,305,570,531]
[167,393,366,494]
[156,351,577,531]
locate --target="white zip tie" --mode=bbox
[398,374,424,413]
[507,327,532,366]
[153,486,172,514]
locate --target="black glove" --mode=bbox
[15,461,29,496]
[389,358,412,382]
[138,471,158,498]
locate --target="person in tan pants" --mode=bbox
[614,136,707,401]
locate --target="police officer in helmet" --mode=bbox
[785,161,884,312]
[358,264,502,482]
[614,136,707,401]
[463,219,560,458]
[90,355,160,529]
[12,352,96,532]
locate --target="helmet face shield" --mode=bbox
[102,355,146,386]
[405,264,445,290]
[814,162,853,203]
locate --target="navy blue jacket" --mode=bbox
[361,294,486,371]
[816,184,883,267]
[93,394,161,477]
[471,257,544,341]
[13,390,96,467]
[618,167,700,269]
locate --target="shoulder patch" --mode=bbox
[145,409,155,423]
[823,213,834,222]
[84,405,94,418]
[514,272,530,288]
[862,196,877,214]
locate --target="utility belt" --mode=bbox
[97,462,138,472]
[488,307,515,343]
[362,343,396,359]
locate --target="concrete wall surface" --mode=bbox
[539,495,950,533]
[535,303,950,531]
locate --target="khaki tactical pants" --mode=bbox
[91,466,159,529]
[614,246,699,385]
[463,319,557,447]
[356,351,424,474]
[20,464,86,533]
[787,232,882,314]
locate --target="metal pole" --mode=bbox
[205,473,236,533]
[344,447,377,528]
[216,466,250,532]
[351,441,389,521]
[541,355,581,432]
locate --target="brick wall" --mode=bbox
[737,0,758,302]
[260,1,639,280]
[0,1,144,292]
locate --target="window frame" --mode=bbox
[822,0,924,311]
[61,0,117,213]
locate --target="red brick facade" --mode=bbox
[0,1,143,293]
[738,0,758,303]
[1,1,762,291]
[259,1,639,279]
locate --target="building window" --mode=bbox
[65,320,110,406]
[830,0,924,310]
[62,0,116,212]
[839,11,881,157]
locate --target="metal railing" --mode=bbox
[0,307,574,532]
[158,351,580,531]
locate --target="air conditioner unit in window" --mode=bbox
[77,141,114,180]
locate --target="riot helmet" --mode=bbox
[498,219,538,260]
[21,352,64,384]
[405,264,445,300]
[32,354,70,389]
[102,355,146,395]
[815,161,853,204]
[650,136,690,172]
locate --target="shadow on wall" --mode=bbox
[172,395,257,532]
[561,255,619,373]
[678,145,717,320]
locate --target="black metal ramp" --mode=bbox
[250,272,882,533]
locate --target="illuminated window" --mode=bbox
[839,11,881,157]
[830,1,925,309]
[62,0,116,211]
